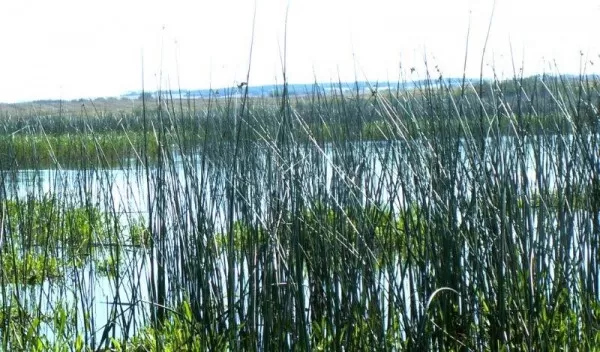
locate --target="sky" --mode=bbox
[0,0,599,103]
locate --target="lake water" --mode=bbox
[0,134,587,346]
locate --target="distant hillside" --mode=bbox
[120,79,468,100]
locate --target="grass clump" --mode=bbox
[1,252,62,285]
[0,132,160,168]
[128,222,151,247]
[3,197,118,263]
[95,255,120,278]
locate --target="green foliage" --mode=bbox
[0,132,159,168]
[214,220,267,251]
[1,251,62,284]
[517,189,590,210]
[118,301,215,351]
[0,296,51,351]
[3,197,117,258]
[0,196,124,286]
[95,255,120,278]
[129,221,151,247]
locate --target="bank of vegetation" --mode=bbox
[0,71,598,350]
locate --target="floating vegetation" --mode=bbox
[95,255,120,278]
[2,197,119,263]
[1,252,62,285]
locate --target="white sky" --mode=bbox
[0,0,598,103]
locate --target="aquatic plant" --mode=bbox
[0,63,598,350]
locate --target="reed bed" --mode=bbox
[0,70,598,351]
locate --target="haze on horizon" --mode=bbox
[0,0,598,103]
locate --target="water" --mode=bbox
[0,134,589,346]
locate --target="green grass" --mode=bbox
[0,132,160,168]
[1,252,62,284]
[0,69,598,350]
[2,198,119,261]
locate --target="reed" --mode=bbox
[0,65,598,350]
